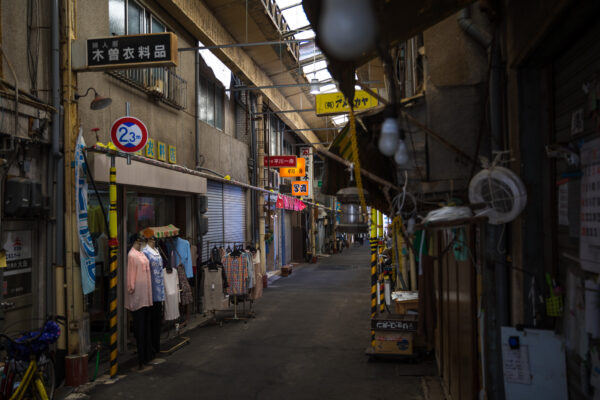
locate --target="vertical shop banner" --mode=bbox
[75,130,96,294]
[299,146,313,198]
[580,137,600,273]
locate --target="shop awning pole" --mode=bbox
[108,154,118,378]
[369,209,378,348]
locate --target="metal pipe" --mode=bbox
[250,94,258,242]
[285,128,339,132]
[178,39,313,52]
[257,94,267,277]
[252,108,315,115]
[458,7,492,49]
[280,2,303,12]
[227,82,331,92]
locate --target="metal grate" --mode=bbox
[107,67,187,110]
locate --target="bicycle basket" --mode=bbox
[8,321,61,361]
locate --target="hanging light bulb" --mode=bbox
[394,139,409,166]
[378,117,399,156]
[319,0,377,61]
[310,78,320,95]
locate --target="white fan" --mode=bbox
[469,163,527,225]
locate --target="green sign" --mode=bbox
[318,180,322,188]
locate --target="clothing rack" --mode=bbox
[205,240,256,322]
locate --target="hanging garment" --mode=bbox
[190,244,198,275]
[222,255,249,295]
[243,252,255,289]
[126,247,153,312]
[250,266,263,300]
[177,265,193,305]
[253,249,265,275]
[142,246,165,302]
[167,237,194,278]
[131,306,153,367]
[163,269,180,321]
[202,266,227,312]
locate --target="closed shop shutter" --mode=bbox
[203,180,224,261]
[553,22,600,400]
[223,183,246,244]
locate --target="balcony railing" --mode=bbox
[107,67,187,110]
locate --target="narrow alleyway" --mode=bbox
[84,245,440,399]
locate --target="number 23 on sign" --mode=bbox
[292,180,309,196]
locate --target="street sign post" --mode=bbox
[263,155,297,167]
[110,116,148,153]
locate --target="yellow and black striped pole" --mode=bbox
[108,156,118,377]
[370,209,378,347]
[377,210,385,313]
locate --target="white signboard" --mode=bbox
[1,230,32,262]
[299,146,313,199]
[580,138,600,273]
[502,344,532,385]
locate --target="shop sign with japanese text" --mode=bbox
[315,90,378,116]
[86,32,177,70]
[280,157,305,178]
[264,156,297,168]
[291,181,309,196]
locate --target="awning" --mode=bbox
[302,0,476,102]
[321,112,398,213]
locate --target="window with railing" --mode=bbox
[107,0,187,109]
[107,67,187,109]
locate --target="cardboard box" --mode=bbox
[393,291,419,314]
[374,331,413,355]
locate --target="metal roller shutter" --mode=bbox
[223,183,246,244]
[203,180,224,261]
[553,22,600,400]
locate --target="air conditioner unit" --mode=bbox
[266,170,280,190]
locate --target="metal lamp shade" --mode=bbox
[336,185,369,233]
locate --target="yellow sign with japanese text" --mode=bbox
[279,157,305,178]
[291,181,309,196]
[157,141,167,162]
[145,139,156,159]
[315,90,378,115]
[168,145,177,164]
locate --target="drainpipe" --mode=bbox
[459,7,506,400]
[52,0,66,354]
[256,95,266,276]
[458,7,493,49]
[250,93,258,243]
[194,47,204,267]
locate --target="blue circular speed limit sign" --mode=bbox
[110,116,148,153]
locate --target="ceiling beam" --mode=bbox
[157,0,321,146]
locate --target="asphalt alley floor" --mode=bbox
[76,245,444,400]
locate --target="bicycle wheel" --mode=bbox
[37,356,55,399]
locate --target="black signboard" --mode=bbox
[87,32,177,70]
[371,318,417,332]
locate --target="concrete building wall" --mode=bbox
[76,0,249,183]
[422,8,490,185]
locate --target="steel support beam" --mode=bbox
[157,0,321,146]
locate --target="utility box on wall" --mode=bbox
[4,177,44,217]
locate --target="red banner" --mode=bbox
[275,194,306,211]
[264,156,297,167]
